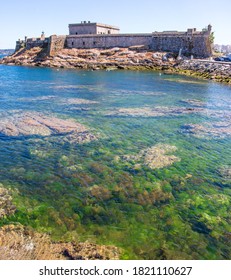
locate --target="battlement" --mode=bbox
[15,33,49,52]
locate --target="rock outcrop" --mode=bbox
[1,46,231,84]
[0,224,120,260]
[0,46,172,70]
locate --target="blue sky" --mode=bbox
[0,0,230,48]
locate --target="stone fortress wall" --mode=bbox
[15,22,213,58]
[16,32,49,51]
[66,34,153,49]
[48,35,66,56]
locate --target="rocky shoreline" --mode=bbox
[0,184,120,260]
[0,224,120,260]
[173,60,231,84]
[0,46,231,84]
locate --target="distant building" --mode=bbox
[214,44,231,54]
[69,21,120,35]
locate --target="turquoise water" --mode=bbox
[0,64,230,259]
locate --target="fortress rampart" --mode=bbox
[66,33,153,49]
[151,30,212,58]
[15,22,213,58]
[16,37,49,51]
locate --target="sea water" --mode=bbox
[0,64,230,259]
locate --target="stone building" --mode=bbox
[15,22,213,58]
[69,21,120,35]
[66,24,212,58]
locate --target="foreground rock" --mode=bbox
[0,224,120,260]
[0,186,16,218]
[121,144,180,169]
[0,111,97,143]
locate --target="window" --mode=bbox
[76,32,78,35]
[83,42,85,46]
[93,41,96,45]
[108,30,111,34]
[72,41,74,46]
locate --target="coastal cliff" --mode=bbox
[0,46,231,84]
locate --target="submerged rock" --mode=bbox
[0,111,97,144]
[181,121,231,138]
[89,185,112,200]
[181,99,208,107]
[181,99,231,110]
[106,106,202,117]
[202,110,231,120]
[109,89,165,96]
[0,224,120,260]
[142,144,180,169]
[29,148,52,158]
[163,77,206,85]
[58,98,99,105]
[121,144,180,169]
[0,186,17,218]
[18,96,56,101]
[219,166,231,180]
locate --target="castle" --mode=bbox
[15,21,213,58]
